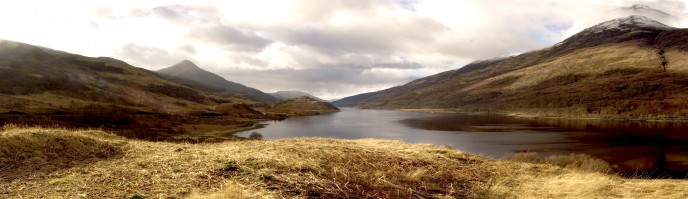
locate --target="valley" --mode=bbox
[2,2,688,198]
[0,40,340,141]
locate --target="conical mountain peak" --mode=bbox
[171,59,200,70]
[156,60,280,103]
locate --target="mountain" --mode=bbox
[347,15,688,119]
[268,96,340,116]
[0,40,239,114]
[0,40,278,139]
[269,90,325,101]
[331,89,386,107]
[157,60,279,103]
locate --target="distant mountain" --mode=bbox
[268,96,340,116]
[345,15,688,119]
[269,91,325,101]
[331,90,386,107]
[157,60,279,103]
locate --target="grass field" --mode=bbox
[2,125,687,198]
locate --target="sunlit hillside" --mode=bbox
[349,17,688,120]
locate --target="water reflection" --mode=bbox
[402,114,688,178]
[236,108,688,178]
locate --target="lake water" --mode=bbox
[236,108,688,178]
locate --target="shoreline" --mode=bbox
[397,108,688,122]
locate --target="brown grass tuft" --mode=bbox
[502,152,613,173]
[0,124,125,181]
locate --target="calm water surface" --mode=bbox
[236,108,688,177]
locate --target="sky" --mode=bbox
[0,0,687,100]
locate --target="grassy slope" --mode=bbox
[2,126,687,198]
[268,97,340,116]
[360,41,688,119]
[356,28,688,120]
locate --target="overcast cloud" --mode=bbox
[0,0,686,99]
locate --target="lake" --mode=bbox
[236,108,688,178]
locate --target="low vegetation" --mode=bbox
[502,152,612,173]
[268,96,340,116]
[0,125,124,182]
[2,125,687,198]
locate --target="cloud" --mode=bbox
[153,5,187,20]
[114,43,183,70]
[277,16,446,56]
[189,25,273,52]
[213,65,421,100]
[151,5,219,25]
[1,0,687,99]
[376,62,423,69]
[176,45,196,54]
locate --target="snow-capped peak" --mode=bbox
[581,15,675,35]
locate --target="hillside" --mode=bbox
[269,90,325,101]
[157,60,279,104]
[0,40,237,113]
[331,89,386,107]
[350,16,688,119]
[268,96,340,116]
[2,125,687,198]
[0,40,272,139]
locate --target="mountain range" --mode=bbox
[334,15,688,119]
[0,40,236,115]
[0,39,340,138]
[2,12,688,122]
[269,90,325,102]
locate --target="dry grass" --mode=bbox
[485,161,688,199]
[0,125,125,181]
[502,152,613,173]
[503,41,657,90]
[1,126,687,198]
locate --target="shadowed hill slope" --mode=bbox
[0,40,275,139]
[0,40,244,115]
[269,96,340,116]
[269,90,325,101]
[332,89,387,107]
